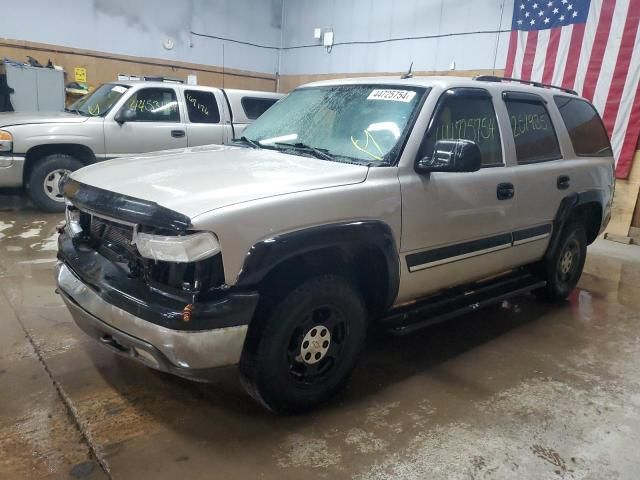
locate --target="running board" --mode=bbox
[383,271,546,336]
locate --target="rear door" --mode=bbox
[503,91,567,264]
[104,86,187,156]
[398,87,518,302]
[183,88,230,146]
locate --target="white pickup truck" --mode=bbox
[0,80,282,211]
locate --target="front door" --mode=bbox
[104,86,187,157]
[397,87,517,303]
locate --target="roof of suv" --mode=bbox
[106,80,281,98]
[301,75,579,99]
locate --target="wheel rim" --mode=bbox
[43,169,71,202]
[557,238,580,284]
[286,305,348,384]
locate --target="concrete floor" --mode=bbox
[1,193,640,480]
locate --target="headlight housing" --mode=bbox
[133,231,220,263]
[64,203,83,237]
[0,130,13,152]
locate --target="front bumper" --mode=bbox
[0,154,25,188]
[56,261,255,382]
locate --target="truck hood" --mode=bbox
[0,111,89,127]
[70,145,369,219]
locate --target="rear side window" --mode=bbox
[420,89,503,167]
[184,90,220,123]
[554,96,612,156]
[504,94,561,164]
[241,97,278,120]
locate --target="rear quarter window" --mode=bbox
[553,96,612,156]
[185,90,220,123]
[241,97,278,120]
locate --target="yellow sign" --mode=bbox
[74,67,87,83]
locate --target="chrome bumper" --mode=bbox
[56,262,248,379]
[0,154,25,187]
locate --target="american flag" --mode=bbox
[504,0,640,179]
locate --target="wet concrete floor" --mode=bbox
[1,193,639,479]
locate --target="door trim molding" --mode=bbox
[406,224,552,272]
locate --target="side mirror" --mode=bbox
[114,108,136,125]
[416,139,482,173]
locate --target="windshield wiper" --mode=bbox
[234,136,262,149]
[273,142,334,161]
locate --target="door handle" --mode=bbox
[497,182,515,200]
[557,175,570,190]
[171,130,185,138]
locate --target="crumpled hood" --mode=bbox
[70,145,369,219]
[0,111,89,127]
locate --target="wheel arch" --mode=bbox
[23,144,96,184]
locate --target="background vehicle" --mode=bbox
[56,76,614,413]
[0,81,282,211]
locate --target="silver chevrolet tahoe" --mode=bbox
[55,76,615,413]
[0,80,282,212]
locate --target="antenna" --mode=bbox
[401,62,414,80]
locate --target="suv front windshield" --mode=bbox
[68,84,130,117]
[241,85,427,165]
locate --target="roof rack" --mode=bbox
[142,75,184,84]
[473,75,577,95]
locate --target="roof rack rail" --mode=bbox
[142,75,184,84]
[473,75,577,95]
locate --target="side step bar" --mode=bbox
[382,271,546,336]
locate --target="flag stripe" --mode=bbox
[601,0,639,135]
[521,30,539,80]
[611,2,640,177]
[552,25,574,85]
[542,28,561,84]
[574,0,604,94]
[512,31,527,79]
[582,0,617,100]
[562,23,586,89]
[505,30,518,77]
[531,29,550,82]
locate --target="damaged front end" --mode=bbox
[56,178,257,380]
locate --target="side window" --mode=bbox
[124,88,179,122]
[241,97,278,120]
[419,89,503,167]
[503,94,561,164]
[184,90,220,124]
[554,96,612,156]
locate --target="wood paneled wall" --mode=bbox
[0,38,277,92]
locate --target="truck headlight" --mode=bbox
[133,231,220,263]
[0,130,12,152]
[65,204,83,237]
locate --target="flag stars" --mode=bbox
[538,9,544,15]
[559,14,565,20]
[572,10,578,16]
[520,3,525,9]
[530,18,536,24]
[553,7,559,13]
[544,17,550,23]
[567,4,573,10]
[547,0,553,5]
[561,0,568,3]
[525,11,530,17]
[517,19,523,24]
[532,2,538,8]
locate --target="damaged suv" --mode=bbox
[56,76,614,412]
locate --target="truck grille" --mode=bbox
[89,215,138,258]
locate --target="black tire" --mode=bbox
[239,275,368,413]
[536,221,587,302]
[28,154,83,212]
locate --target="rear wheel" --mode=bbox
[536,221,587,302]
[28,154,83,212]
[240,275,367,413]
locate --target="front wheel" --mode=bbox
[240,275,368,413]
[28,154,83,212]
[536,221,587,302]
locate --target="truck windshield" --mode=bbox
[67,84,130,117]
[241,85,427,165]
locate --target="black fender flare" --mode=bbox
[546,189,607,258]
[235,220,400,310]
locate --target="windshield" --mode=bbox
[241,85,427,165]
[68,84,130,117]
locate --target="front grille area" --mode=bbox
[88,215,138,260]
